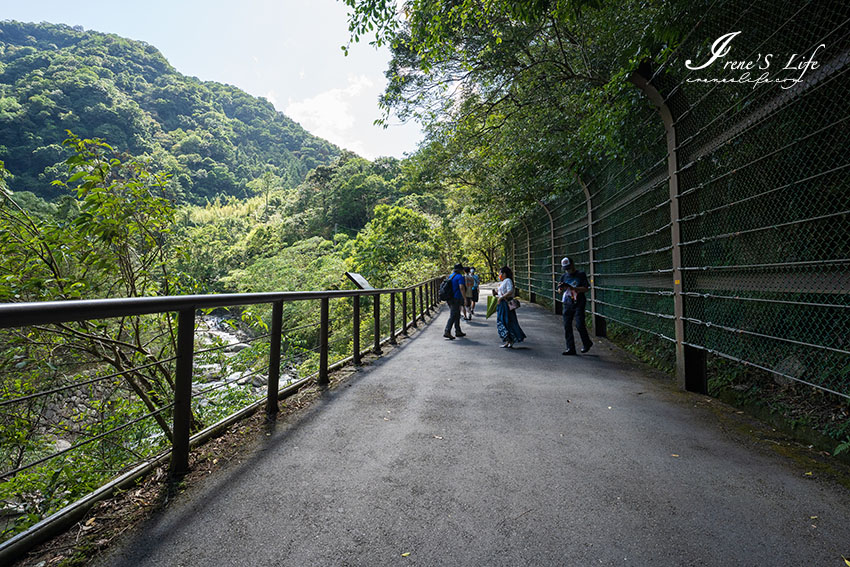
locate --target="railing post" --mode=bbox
[353,295,361,365]
[170,307,194,477]
[419,285,425,322]
[410,287,418,328]
[266,300,283,419]
[318,297,329,387]
[373,293,383,355]
[389,292,397,345]
[424,284,431,316]
[402,288,409,335]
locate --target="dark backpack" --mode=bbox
[438,277,454,302]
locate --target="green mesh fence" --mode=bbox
[506,0,850,399]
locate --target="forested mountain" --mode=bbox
[0,21,340,202]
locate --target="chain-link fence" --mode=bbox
[507,0,850,399]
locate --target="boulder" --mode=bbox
[774,356,805,388]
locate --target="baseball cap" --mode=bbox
[561,257,572,267]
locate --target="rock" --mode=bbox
[225,343,251,353]
[194,381,223,393]
[0,502,25,517]
[251,375,268,387]
[774,357,805,388]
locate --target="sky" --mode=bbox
[2,0,423,160]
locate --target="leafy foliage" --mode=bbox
[0,142,194,539]
[350,204,440,285]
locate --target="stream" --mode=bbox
[193,315,297,404]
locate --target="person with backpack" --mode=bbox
[443,263,467,340]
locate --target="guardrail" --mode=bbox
[0,277,442,561]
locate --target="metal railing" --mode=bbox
[0,277,442,560]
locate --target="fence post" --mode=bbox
[512,235,517,283]
[631,67,705,394]
[538,200,557,314]
[419,285,425,322]
[507,229,516,284]
[170,307,194,477]
[389,292,397,345]
[410,287,418,328]
[318,297,329,387]
[373,293,383,354]
[266,300,283,419]
[520,218,535,303]
[353,295,361,364]
[402,289,409,335]
[424,284,431,316]
[575,175,605,338]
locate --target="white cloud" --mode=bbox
[285,74,378,158]
[263,91,278,107]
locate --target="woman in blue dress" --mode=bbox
[492,266,527,348]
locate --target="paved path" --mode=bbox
[95,289,850,566]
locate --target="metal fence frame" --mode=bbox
[506,0,849,399]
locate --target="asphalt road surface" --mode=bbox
[94,288,850,566]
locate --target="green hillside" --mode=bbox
[0,20,340,202]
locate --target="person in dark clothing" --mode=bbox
[444,263,467,339]
[468,267,480,316]
[557,257,592,355]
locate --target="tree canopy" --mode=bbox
[341,0,694,224]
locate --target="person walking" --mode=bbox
[557,257,592,355]
[462,267,474,321]
[492,266,526,348]
[444,263,467,340]
[468,267,480,316]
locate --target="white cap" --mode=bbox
[561,257,572,267]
